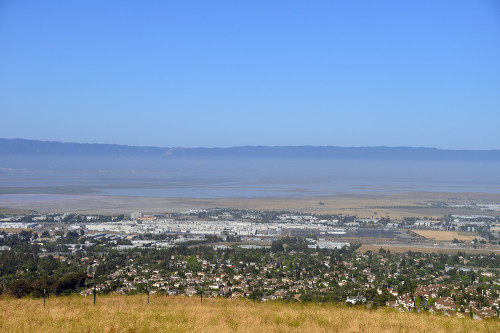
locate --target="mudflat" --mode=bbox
[1,191,499,218]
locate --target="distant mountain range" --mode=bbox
[1,138,500,161]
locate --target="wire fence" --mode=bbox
[0,286,199,305]
[0,286,159,307]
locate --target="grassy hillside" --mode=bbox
[0,295,497,332]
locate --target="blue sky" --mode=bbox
[1,1,499,149]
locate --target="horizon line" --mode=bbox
[1,137,500,152]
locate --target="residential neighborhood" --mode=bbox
[1,209,499,320]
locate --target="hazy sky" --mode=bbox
[1,1,499,149]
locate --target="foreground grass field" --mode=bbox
[0,295,498,332]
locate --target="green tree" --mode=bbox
[415,295,421,308]
[187,256,201,272]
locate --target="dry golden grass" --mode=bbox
[412,230,479,241]
[0,295,497,332]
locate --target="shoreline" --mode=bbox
[1,191,500,218]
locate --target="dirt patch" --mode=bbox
[412,230,479,241]
[357,245,498,255]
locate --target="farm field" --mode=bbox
[0,295,497,333]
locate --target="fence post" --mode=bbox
[43,289,46,308]
[93,284,96,306]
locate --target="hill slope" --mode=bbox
[0,295,496,332]
[1,138,500,160]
